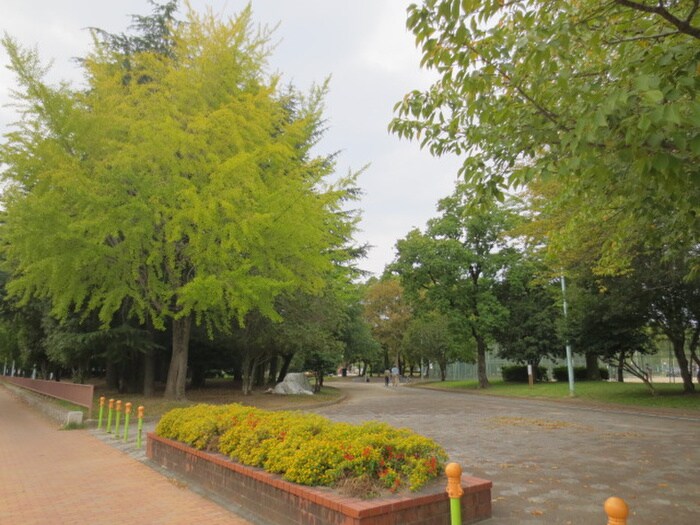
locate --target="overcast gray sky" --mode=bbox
[0,0,462,277]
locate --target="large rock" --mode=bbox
[272,373,313,395]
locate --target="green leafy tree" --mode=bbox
[403,310,471,381]
[362,277,412,372]
[565,271,655,390]
[391,0,700,277]
[339,299,381,377]
[523,175,699,393]
[1,6,356,399]
[492,257,563,369]
[636,248,700,393]
[271,289,345,389]
[393,187,515,388]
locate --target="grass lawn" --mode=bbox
[418,379,700,411]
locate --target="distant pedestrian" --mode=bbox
[384,369,390,387]
[391,366,399,387]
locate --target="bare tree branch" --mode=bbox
[615,0,700,39]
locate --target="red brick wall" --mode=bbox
[1,377,93,418]
[147,433,491,524]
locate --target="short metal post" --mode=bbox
[106,399,115,433]
[123,402,132,442]
[136,406,145,448]
[604,497,628,525]
[446,462,463,525]
[97,396,106,430]
[114,400,122,437]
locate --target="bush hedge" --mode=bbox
[552,366,609,381]
[156,403,447,493]
[501,365,549,383]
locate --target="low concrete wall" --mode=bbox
[1,376,93,418]
[148,433,492,525]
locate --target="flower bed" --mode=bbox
[151,403,492,523]
[155,403,448,493]
[147,432,493,525]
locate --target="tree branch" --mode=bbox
[615,0,700,39]
[604,30,680,44]
[462,42,568,131]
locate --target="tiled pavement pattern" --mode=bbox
[0,385,254,525]
[3,378,699,525]
[312,380,700,525]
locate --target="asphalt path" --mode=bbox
[312,380,700,525]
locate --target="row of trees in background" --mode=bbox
[387,0,699,393]
[376,185,699,394]
[1,1,697,396]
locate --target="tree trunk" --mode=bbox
[438,359,447,381]
[241,351,255,396]
[267,355,279,386]
[474,332,489,388]
[254,360,266,386]
[670,337,695,393]
[617,351,625,382]
[276,353,294,384]
[585,352,601,380]
[164,316,192,400]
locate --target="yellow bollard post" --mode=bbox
[136,406,145,449]
[114,400,122,437]
[604,496,629,525]
[446,462,464,525]
[97,396,106,430]
[123,402,132,442]
[106,399,115,433]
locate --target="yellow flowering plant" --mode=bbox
[156,403,448,494]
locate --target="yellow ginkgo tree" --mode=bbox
[0,5,359,399]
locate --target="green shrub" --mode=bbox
[156,403,447,493]
[552,366,609,382]
[155,404,257,450]
[501,365,549,383]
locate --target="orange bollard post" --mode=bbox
[123,402,132,442]
[604,496,628,525]
[97,396,106,430]
[106,399,115,433]
[136,406,145,449]
[445,462,464,525]
[114,400,122,437]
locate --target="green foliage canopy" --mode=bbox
[1,7,349,329]
[392,187,517,387]
[391,0,700,274]
[0,6,359,398]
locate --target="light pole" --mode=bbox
[561,275,575,396]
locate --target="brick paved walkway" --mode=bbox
[0,385,253,525]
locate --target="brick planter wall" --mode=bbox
[147,433,492,524]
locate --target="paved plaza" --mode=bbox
[314,381,700,525]
[2,380,698,524]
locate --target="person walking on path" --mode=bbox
[391,365,399,387]
[0,384,252,525]
[384,369,390,387]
